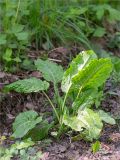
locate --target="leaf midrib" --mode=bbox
[73,60,110,89]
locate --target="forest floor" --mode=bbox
[0,42,120,160]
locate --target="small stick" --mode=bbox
[48,58,62,63]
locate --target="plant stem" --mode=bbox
[54,83,60,105]
[76,87,82,99]
[14,0,21,24]
[42,91,60,123]
[60,92,68,125]
[62,92,68,112]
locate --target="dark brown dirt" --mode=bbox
[42,129,120,160]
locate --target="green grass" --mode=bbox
[28,0,91,49]
[0,0,120,71]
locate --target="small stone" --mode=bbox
[59,145,67,153]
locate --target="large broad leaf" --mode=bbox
[77,108,103,140]
[98,110,116,125]
[35,59,64,84]
[72,88,98,111]
[61,50,97,93]
[72,88,104,111]
[26,120,53,141]
[63,108,103,141]
[5,77,49,93]
[12,110,42,138]
[72,58,113,90]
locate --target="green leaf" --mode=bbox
[96,7,104,20]
[78,21,85,27]
[69,7,87,16]
[26,120,53,141]
[5,77,49,93]
[72,88,103,111]
[35,59,64,84]
[95,4,120,22]
[15,32,28,41]
[12,110,42,138]
[12,24,24,33]
[94,91,104,108]
[92,141,101,154]
[72,58,113,90]
[72,88,97,111]
[107,6,120,22]
[98,110,116,125]
[0,34,6,45]
[13,57,21,63]
[111,56,120,73]
[21,59,35,70]
[93,27,106,37]
[63,115,84,132]
[63,108,103,141]
[61,50,97,93]
[11,139,34,150]
[3,48,12,62]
